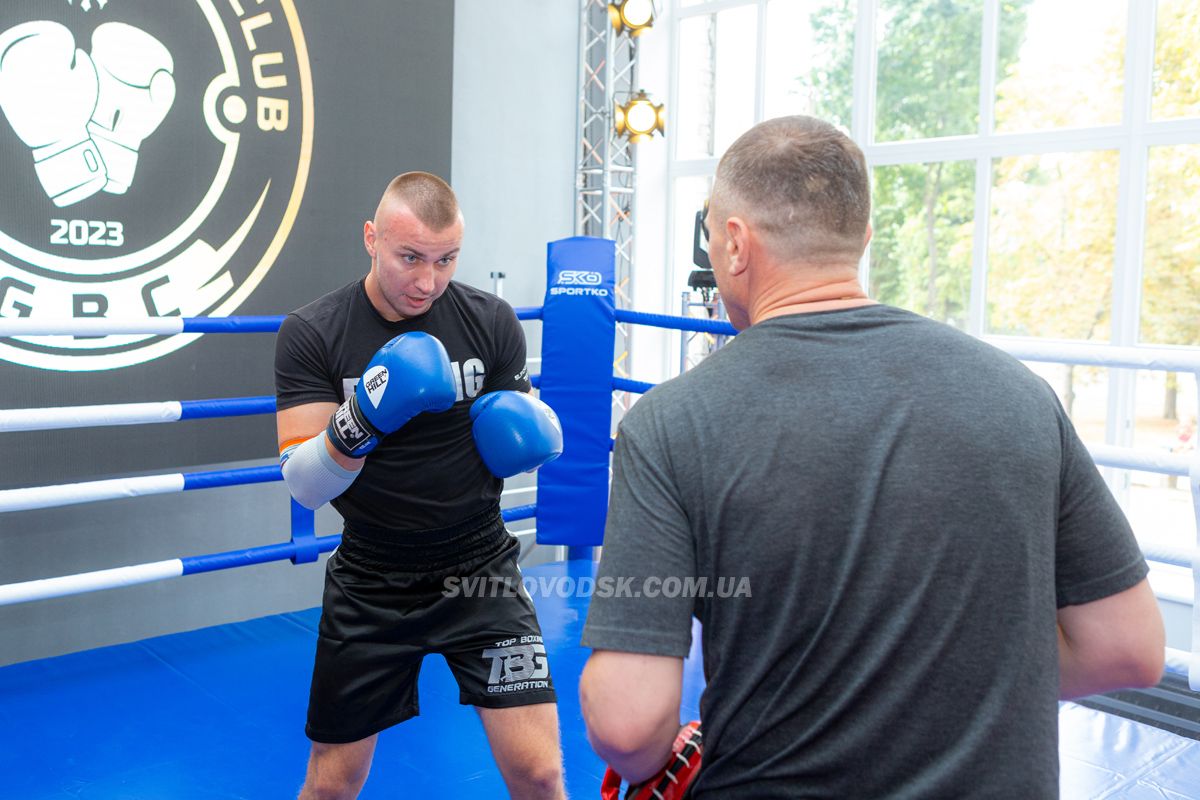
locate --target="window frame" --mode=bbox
[656,0,1200,454]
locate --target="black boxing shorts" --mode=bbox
[305,506,557,744]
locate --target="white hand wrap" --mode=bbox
[280,435,359,510]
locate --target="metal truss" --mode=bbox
[575,0,639,428]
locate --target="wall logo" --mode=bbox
[549,269,609,297]
[0,0,313,370]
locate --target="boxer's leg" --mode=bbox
[439,527,564,797]
[477,703,566,800]
[301,547,423,798]
[298,735,378,800]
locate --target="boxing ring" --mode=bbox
[1,237,1199,797]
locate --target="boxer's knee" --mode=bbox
[504,754,564,800]
[298,738,375,800]
[477,703,565,799]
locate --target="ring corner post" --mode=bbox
[534,237,617,559]
[289,497,319,565]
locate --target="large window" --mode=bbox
[659,0,1200,551]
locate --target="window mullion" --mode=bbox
[967,156,992,337]
[852,0,877,286]
[978,0,999,139]
[850,0,876,148]
[1111,0,1157,350]
[1106,0,1157,467]
[967,0,999,336]
[753,0,767,124]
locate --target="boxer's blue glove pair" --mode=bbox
[327,332,562,478]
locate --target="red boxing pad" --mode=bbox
[600,721,703,800]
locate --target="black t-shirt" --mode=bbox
[274,278,531,532]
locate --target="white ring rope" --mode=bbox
[0,402,183,432]
[0,475,185,513]
[0,318,186,336]
[985,337,1200,372]
[0,561,184,607]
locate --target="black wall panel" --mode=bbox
[0,0,455,488]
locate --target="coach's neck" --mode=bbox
[748,260,874,325]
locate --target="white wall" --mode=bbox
[629,7,676,386]
[451,0,579,316]
[451,0,580,553]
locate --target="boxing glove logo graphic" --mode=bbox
[0,21,107,207]
[0,20,175,205]
[87,22,176,195]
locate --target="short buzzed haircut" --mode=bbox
[377,171,460,231]
[711,116,870,263]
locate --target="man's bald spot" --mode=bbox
[374,171,462,232]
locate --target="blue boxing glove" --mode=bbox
[470,391,563,478]
[327,332,457,458]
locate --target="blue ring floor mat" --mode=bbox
[1,559,1196,798]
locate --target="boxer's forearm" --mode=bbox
[324,434,365,471]
[281,434,362,509]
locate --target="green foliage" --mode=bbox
[987,150,1120,340]
[802,0,1194,350]
[1141,0,1200,346]
[1142,144,1200,346]
[1152,0,1200,119]
[994,1,1124,131]
[875,0,986,141]
[808,0,1027,329]
[806,0,855,129]
[871,161,975,328]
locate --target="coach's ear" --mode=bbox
[725,215,749,277]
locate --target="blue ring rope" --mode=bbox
[502,504,536,522]
[181,316,287,333]
[614,308,737,336]
[179,396,276,419]
[613,377,655,394]
[183,506,539,578]
[176,310,543,332]
[181,465,282,491]
[176,309,736,335]
[181,534,341,575]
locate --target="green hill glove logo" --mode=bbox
[0,0,313,370]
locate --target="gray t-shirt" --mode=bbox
[582,305,1148,799]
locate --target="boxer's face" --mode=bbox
[365,202,463,320]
